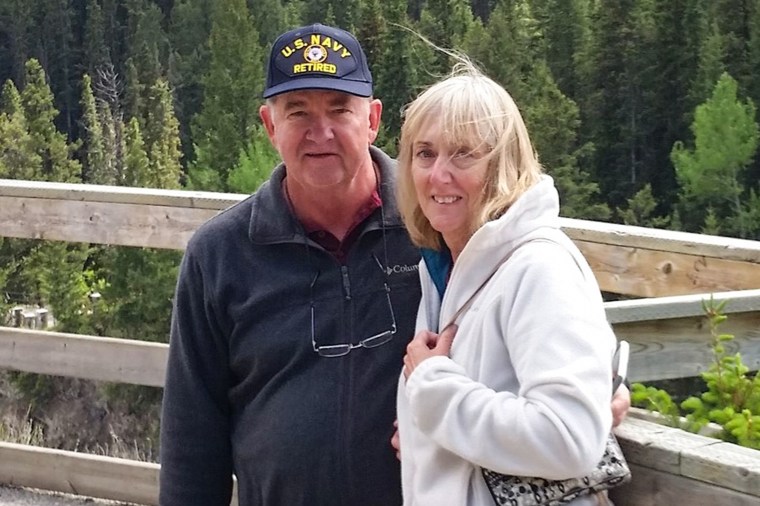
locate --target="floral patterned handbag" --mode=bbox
[481,432,631,505]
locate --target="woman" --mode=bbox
[395,62,618,505]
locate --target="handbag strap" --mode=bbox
[441,237,558,331]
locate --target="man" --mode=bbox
[159,23,422,506]
[159,23,630,506]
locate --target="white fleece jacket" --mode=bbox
[397,176,616,506]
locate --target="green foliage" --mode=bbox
[97,248,181,343]
[671,72,759,238]
[123,117,151,187]
[632,297,760,450]
[701,207,721,235]
[189,0,265,191]
[533,0,592,101]
[371,0,428,155]
[226,125,280,193]
[84,0,110,74]
[630,383,682,427]
[0,80,40,179]
[20,59,81,183]
[80,74,107,183]
[616,184,670,228]
[144,79,182,189]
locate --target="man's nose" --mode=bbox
[306,117,335,142]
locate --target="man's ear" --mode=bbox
[259,104,277,144]
[368,98,383,144]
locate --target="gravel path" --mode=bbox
[0,486,141,506]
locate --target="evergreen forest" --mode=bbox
[1,0,760,459]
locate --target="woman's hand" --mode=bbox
[390,419,400,460]
[403,324,457,379]
[612,383,631,427]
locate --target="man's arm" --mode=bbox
[159,249,233,505]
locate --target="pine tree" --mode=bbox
[0,0,34,94]
[616,184,670,227]
[468,0,608,220]
[534,0,593,101]
[0,80,40,180]
[80,74,108,184]
[644,0,709,212]
[749,0,760,104]
[144,79,182,189]
[188,0,265,191]
[247,0,298,48]
[372,0,425,154]
[168,0,213,164]
[418,0,477,73]
[671,72,759,237]
[128,0,169,84]
[689,21,727,110]
[84,0,111,75]
[712,0,753,94]
[32,0,79,137]
[227,125,280,193]
[123,117,151,187]
[20,59,81,182]
[356,0,387,69]
[584,0,659,207]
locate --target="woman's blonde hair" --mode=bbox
[396,61,543,250]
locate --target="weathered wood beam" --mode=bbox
[2,291,759,385]
[611,417,760,503]
[0,327,168,387]
[4,417,760,506]
[2,180,760,296]
[607,290,760,381]
[0,442,238,506]
[0,442,160,505]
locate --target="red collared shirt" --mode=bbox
[306,189,381,263]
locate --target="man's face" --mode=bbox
[260,90,382,190]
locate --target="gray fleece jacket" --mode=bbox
[160,147,422,506]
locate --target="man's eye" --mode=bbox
[288,110,307,118]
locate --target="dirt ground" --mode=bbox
[0,486,141,506]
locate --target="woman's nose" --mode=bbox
[430,156,453,183]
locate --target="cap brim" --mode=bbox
[263,77,372,99]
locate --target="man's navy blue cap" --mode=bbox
[263,23,373,99]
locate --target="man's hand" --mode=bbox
[612,383,631,427]
[402,325,457,379]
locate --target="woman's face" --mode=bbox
[410,121,490,258]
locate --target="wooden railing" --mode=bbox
[1,179,760,505]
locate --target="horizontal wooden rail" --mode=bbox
[0,178,241,249]
[0,327,168,387]
[0,442,236,506]
[2,179,760,296]
[610,417,760,505]
[0,441,160,505]
[2,290,758,386]
[4,417,759,506]
[608,289,760,381]
[604,289,760,323]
